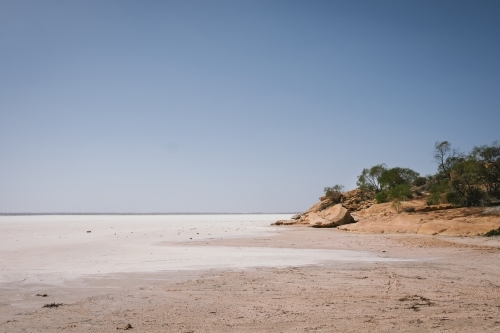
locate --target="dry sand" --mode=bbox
[1,216,500,332]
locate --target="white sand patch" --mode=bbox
[0,215,402,284]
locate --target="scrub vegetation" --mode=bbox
[353,141,500,208]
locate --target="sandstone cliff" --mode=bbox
[273,189,500,236]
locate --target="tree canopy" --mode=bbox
[352,140,500,207]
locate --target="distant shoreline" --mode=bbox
[0,212,299,216]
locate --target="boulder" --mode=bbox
[305,201,326,213]
[304,212,331,226]
[308,204,355,228]
[271,219,298,226]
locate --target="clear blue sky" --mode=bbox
[1,0,499,213]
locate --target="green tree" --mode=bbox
[470,141,500,198]
[356,164,387,192]
[379,167,419,190]
[433,141,461,180]
[427,141,499,207]
[447,158,488,206]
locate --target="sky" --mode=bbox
[1,0,499,213]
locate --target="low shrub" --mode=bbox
[323,184,344,201]
[426,198,436,206]
[43,303,63,308]
[446,188,489,207]
[390,183,412,200]
[391,199,403,213]
[427,179,448,205]
[375,191,389,203]
[324,184,344,194]
[484,228,500,237]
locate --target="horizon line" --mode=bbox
[0,212,299,216]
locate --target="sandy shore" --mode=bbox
[1,216,500,332]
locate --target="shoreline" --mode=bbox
[0,212,301,216]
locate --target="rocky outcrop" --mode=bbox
[273,189,375,228]
[414,204,453,212]
[272,189,371,227]
[338,201,500,236]
[273,203,355,228]
[273,219,299,226]
[340,189,376,212]
[305,189,375,214]
[307,204,354,228]
[273,187,500,236]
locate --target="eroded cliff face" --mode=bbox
[341,203,500,236]
[273,189,500,236]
